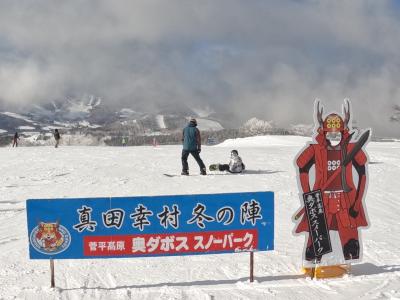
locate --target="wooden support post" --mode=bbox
[311,267,316,280]
[311,258,317,280]
[250,251,254,283]
[50,259,55,288]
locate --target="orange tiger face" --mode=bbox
[35,222,64,251]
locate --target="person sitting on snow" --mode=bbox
[209,150,245,173]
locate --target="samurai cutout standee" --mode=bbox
[293,99,370,277]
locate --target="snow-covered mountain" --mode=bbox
[239,117,292,136]
[1,96,334,147]
[289,123,315,136]
[240,117,275,135]
[0,96,225,143]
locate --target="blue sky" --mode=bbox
[0,0,400,135]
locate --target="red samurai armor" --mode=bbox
[294,100,369,265]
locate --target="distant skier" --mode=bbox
[54,129,61,148]
[181,118,207,175]
[209,150,246,173]
[12,132,20,147]
[122,137,127,147]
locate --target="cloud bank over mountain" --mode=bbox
[1,0,400,136]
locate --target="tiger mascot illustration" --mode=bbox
[35,222,64,252]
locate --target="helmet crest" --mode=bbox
[323,113,344,132]
[315,99,351,133]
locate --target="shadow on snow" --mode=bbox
[209,170,285,176]
[59,273,305,292]
[58,263,400,292]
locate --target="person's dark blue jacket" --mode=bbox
[182,121,201,151]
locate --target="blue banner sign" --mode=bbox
[27,192,274,259]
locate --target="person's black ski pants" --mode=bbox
[181,150,206,172]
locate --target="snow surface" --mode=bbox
[217,135,310,147]
[241,118,274,135]
[42,126,63,131]
[156,114,167,129]
[192,106,215,118]
[119,108,137,118]
[77,121,102,129]
[0,112,35,123]
[20,131,40,137]
[1,136,400,299]
[196,118,224,131]
[17,126,36,130]
[66,99,95,114]
[50,120,101,129]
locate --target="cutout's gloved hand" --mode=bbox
[349,206,359,218]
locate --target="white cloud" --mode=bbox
[0,0,400,135]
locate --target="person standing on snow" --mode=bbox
[12,132,20,147]
[54,129,61,148]
[209,150,246,173]
[181,118,207,175]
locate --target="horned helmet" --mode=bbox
[316,99,351,134]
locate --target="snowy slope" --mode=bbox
[217,135,310,147]
[156,114,167,129]
[196,118,224,131]
[0,136,400,299]
[0,112,36,124]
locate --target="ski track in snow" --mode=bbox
[0,138,399,299]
